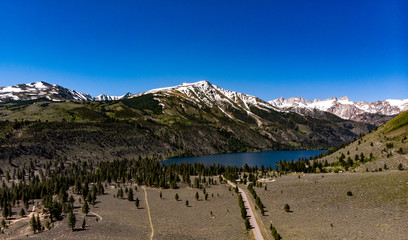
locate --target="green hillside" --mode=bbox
[319,110,408,171]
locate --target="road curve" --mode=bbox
[142,186,154,240]
[227,180,264,240]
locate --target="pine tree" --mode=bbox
[175,193,179,201]
[135,198,140,209]
[128,188,134,201]
[68,211,76,231]
[82,201,90,216]
[241,206,247,219]
[82,218,86,229]
[117,188,123,198]
[160,191,162,199]
[2,204,9,220]
[45,220,50,230]
[185,200,189,207]
[19,208,25,217]
[30,215,36,233]
[195,192,199,201]
[36,214,42,233]
[245,219,250,230]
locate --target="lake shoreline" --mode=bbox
[163,150,327,168]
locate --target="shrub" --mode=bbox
[398,163,404,171]
[245,219,250,230]
[347,191,353,196]
[284,204,290,212]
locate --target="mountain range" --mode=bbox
[0,80,384,162]
[1,81,406,126]
[270,96,408,125]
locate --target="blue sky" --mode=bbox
[0,1,407,102]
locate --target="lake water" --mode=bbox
[164,150,326,168]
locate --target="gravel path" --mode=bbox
[227,180,264,240]
[143,186,154,240]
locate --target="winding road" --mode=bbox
[227,180,264,240]
[142,186,154,240]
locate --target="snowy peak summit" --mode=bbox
[0,81,93,102]
[145,80,275,112]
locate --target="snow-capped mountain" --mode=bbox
[0,81,132,102]
[141,80,277,123]
[0,81,93,102]
[269,96,408,124]
[1,80,406,126]
[95,92,132,101]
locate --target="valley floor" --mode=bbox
[255,171,408,240]
[1,171,407,239]
[1,180,248,240]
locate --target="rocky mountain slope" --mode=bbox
[269,96,408,126]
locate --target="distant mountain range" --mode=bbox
[0,81,406,126]
[269,96,408,125]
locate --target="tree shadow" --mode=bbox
[73,228,89,232]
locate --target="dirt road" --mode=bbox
[227,180,264,240]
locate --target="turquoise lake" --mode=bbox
[164,150,326,168]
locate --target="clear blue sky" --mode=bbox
[0,1,407,102]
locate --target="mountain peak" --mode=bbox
[338,96,349,101]
[181,80,211,86]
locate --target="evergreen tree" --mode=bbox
[135,198,140,209]
[68,211,76,231]
[185,200,189,207]
[36,214,42,233]
[175,193,179,201]
[241,206,247,219]
[82,218,86,229]
[19,208,25,217]
[284,204,290,212]
[195,192,199,201]
[117,188,123,199]
[160,191,162,199]
[45,220,50,230]
[2,203,9,220]
[82,201,90,216]
[30,215,36,233]
[245,219,250,230]
[128,188,134,201]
